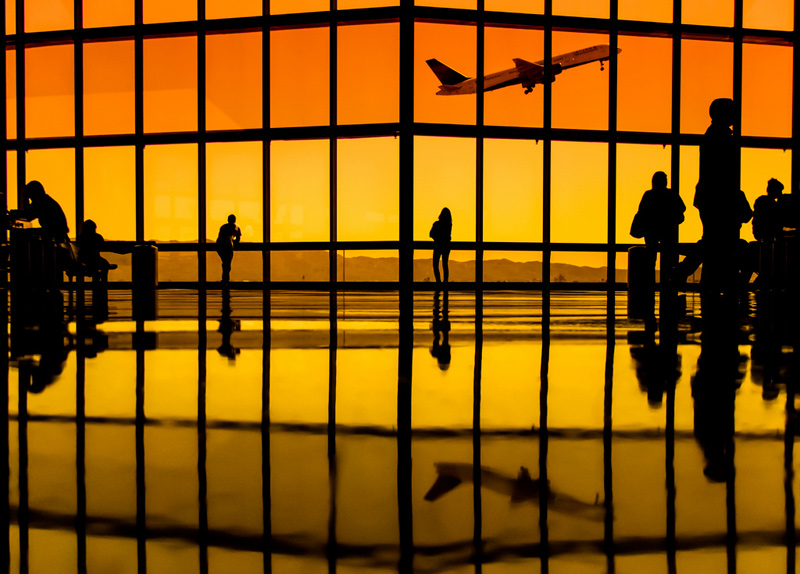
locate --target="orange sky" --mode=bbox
[5,3,795,267]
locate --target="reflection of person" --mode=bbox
[77,219,117,280]
[430,290,450,369]
[216,214,242,285]
[635,171,686,286]
[15,180,69,243]
[692,293,746,482]
[217,289,240,360]
[430,207,452,284]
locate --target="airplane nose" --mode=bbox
[617,47,622,53]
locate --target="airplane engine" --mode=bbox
[546,63,563,82]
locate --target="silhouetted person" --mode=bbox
[693,98,752,292]
[216,214,242,285]
[430,290,451,369]
[752,178,784,242]
[637,171,686,285]
[430,207,452,284]
[77,219,117,281]
[15,180,69,243]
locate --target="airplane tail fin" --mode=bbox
[426,59,469,86]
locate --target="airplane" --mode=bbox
[424,462,607,521]
[426,44,621,95]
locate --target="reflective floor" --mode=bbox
[2,287,799,573]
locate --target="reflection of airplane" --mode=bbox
[427,44,620,95]
[424,462,606,520]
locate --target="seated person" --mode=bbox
[77,219,117,280]
[752,178,784,242]
[11,180,69,244]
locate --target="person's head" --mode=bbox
[709,98,735,127]
[228,214,236,224]
[767,178,784,198]
[439,207,452,223]
[25,180,46,202]
[652,171,668,190]
[81,219,97,234]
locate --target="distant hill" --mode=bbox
[103,251,628,283]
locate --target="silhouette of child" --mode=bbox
[77,219,117,280]
[430,207,452,284]
[216,214,242,285]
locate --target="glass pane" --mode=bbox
[551,141,607,244]
[270,27,329,128]
[618,35,671,133]
[83,0,133,28]
[207,141,263,243]
[483,250,543,282]
[143,0,195,23]
[338,23,399,125]
[6,0,15,34]
[742,43,792,138]
[553,0,609,18]
[144,36,197,134]
[337,137,398,241]
[680,40,733,135]
[414,136,476,242]
[158,251,198,281]
[743,0,793,30]
[84,146,136,241]
[85,425,136,517]
[25,0,72,32]
[144,144,198,241]
[84,40,135,136]
[484,138,543,243]
[270,251,330,281]
[551,251,612,282]
[616,144,673,244]
[26,44,75,138]
[552,31,610,131]
[6,49,15,139]
[205,250,262,282]
[416,0,475,6]
[484,26,543,128]
[340,0,399,7]
[270,139,329,242]
[485,0,543,13]
[683,0,733,26]
[270,0,328,13]
[337,250,398,281]
[678,145,702,243]
[206,32,262,131]
[26,148,76,240]
[619,0,671,22]
[7,150,17,209]
[413,250,475,282]
[740,148,791,243]
[206,0,261,19]
[415,22,476,125]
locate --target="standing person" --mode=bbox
[693,98,747,292]
[216,214,242,286]
[635,171,686,286]
[430,207,452,284]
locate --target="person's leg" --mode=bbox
[433,249,442,283]
[442,249,450,283]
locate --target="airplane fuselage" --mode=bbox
[434,44,617,95]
